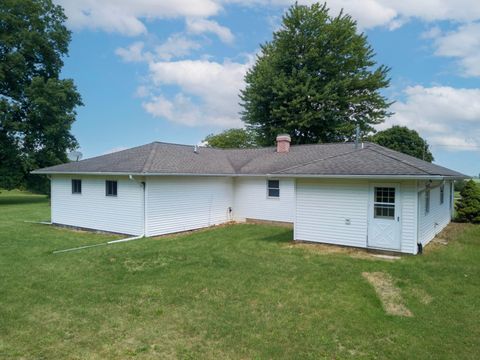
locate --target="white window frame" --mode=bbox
[267,179,280,198]
[373,186,396,220]
[71,179,82,194]
[105,180,118,197]
[440,184,445,205]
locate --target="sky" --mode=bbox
[55,0,480,176]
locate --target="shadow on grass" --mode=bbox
[0,196,48,206]
[258,229,293,244]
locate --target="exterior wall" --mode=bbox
[418,180,453,246]
[400,181,418,254]
[295,179,418,254]
[145,176,234,237]
[295,179,369,248]
[51,175,144,235]
[233,177,295,223]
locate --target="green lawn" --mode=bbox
[1,191,479,359]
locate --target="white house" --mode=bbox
[33,135,465,254]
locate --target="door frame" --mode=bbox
[367,183,402,251]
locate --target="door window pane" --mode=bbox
[374,187,395,219]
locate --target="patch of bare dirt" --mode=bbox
[426,222,472,253]
[285,242,401,261]
[362,272,413,317]
[411,287,433,305]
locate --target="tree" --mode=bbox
[240,3,391,146]
[370,126,434,162]
[0,0,82,193]
[455,180,480,223]
[203,128,258,149]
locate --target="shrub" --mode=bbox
[454,179,466,193]
[455,180,480,223]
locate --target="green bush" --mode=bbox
[455,180,480,223]
[454,179,466,193]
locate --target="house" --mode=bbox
[33,135,465,254]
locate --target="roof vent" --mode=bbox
[193,145,199,154]
[276,134,291,153]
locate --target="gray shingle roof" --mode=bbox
[32,141,465,178]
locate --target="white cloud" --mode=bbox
[382,85,480,151]
[116,35,200,63]
[115,42,151,62]
[431,22,480,77]
[142,58,252,127]
[186,18,235,44]
[55,0,222,36]
[56,0,480,37]
[155,34,201,60]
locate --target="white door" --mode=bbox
[368,184,401,250]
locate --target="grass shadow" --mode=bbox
[257,229,293,244]
[0,196,48,205]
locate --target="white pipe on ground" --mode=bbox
[24,220,52,225]
[52,234,145,254]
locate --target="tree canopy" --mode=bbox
[0,0,82,192]
[203,128,258,149]
[370,125,434,162]
[240,2,391,146]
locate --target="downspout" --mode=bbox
[142,180,147,236]
[128,174,146,238]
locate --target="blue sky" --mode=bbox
[56,0,480,176]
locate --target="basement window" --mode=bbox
[71,179,82,194]
[440,184,445,205]
[106,180,117,197]
[267,180,280,198]
[425,189,430,215]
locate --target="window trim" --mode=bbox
[71,179,82,194]
[105,180,118,197]
[267,179,280,198]
[440,184,445,205]
[425,189,430,215]
[373,186,396,220]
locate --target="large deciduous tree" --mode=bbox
[203,128,258,149]
[370,125,434,162]
[240,3,391,146]
[0,0,82,193]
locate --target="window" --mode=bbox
[440,184,445,205]
[267,180,280,198]
[373,187,395,219]
[106,180,117,196]
[425,189,430,214]
[71,179,82,194]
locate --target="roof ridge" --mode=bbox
[272,148,361,174]
[366,146,430,175]
[142,142,159,173]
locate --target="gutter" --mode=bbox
[30,171,466,181]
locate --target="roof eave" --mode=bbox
[31,170,466,180]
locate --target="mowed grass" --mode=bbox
[1,191,479,359]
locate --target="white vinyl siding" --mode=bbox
[400,182,418,254]
[51,175,144,235]
[295,179,418,254]
[418,181,452,246]
[145,176,233,237]
[295,179,369,248]
[233,177,295,223]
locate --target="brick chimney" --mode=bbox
[276,134,291,153]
